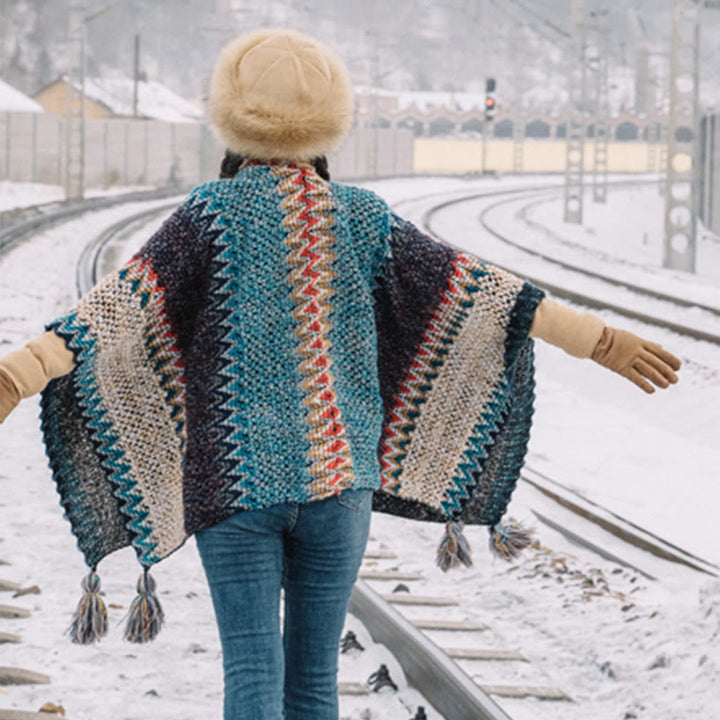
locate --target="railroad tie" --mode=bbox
[338,681,371,696]
[381,593,459,606]
[0,579,21,593]
[358,570,424,581]
[0,605,31,619]
[0,667,51,686]
[363,549,398,559]
[0,712,65,720]
[411,618,488,631]
[0,632,22,644]
[444,647,529,662]
[480,684,570,701]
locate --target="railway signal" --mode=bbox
[485,77,496,121]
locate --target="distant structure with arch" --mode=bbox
[354,88,665,143]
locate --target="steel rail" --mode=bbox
[0,186,188,255]
[521,468,719,578]
[349,580,514,720]
[75,203,178,296]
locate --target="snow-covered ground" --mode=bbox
[1,177,718,720]
[0,182,160,213]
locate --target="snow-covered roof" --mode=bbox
[71,76,202,123]
[393,91,485,113]
[355,86,485,113]
[0,79,43,113]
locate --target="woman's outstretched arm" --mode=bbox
[529,297,681,393]
[0,331,75,423]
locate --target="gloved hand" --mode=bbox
[0,331,76,423]
[591,326,681,393]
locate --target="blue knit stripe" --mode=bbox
[45,312,160,565]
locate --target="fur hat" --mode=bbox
[209,28,354,161]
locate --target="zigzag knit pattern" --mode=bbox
[40,163,543,572]
[379,256,490,494]
[273,165,355,495]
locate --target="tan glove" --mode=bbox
[0,331,76,423]
[530,298,681,393]
[591,326,681,394]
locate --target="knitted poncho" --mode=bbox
[40,163,543,606]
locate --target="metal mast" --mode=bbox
[512,27,526,174]
[635,43,651,115]
[646,60,668,194]
[65,0,86,201]
[564,0,587,223]
[590,7,610,203]
[663,0,701,272]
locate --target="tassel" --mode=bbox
[68,570,108,644]
[436,521,473,572]
[124,568,164,643]
[488,518,533,561]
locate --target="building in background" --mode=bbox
[33,75,203,123]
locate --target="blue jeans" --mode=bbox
[195,488,373,720]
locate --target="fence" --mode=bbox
[0,112,415,189]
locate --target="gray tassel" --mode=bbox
[436,521,473,572]
[488,518,532,561]
[124,568,164,643]
[68,571,108,644]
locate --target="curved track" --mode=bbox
[0,186,187,256]
[415,187,720,344]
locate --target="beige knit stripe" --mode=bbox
[380,259,482,485]
[379,276,470,485]
[395,265,522,507]
[274,167,354,494]
[76,278,186,559]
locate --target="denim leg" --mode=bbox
[195,504,293,720]
[282,489,373,720]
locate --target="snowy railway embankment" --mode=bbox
[1,177,719,720]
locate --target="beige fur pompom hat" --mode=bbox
[209,28,354,160]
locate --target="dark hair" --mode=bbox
[219,150,330,181]
[312,155,330,181]
[220,150,246,179]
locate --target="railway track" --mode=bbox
[0,186,187,256]
[411,185,720,345]
[1,179,713,718]
[65,185,718,720]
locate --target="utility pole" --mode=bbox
[512,28,526,174]
[635,43,651,115]
[65,0,86,201]
[564,0,587,223]
[646,58,669,195]
[663,0,701,272]
[590,6,609,203]
[368,36,379,178]
[133,34,141,118]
